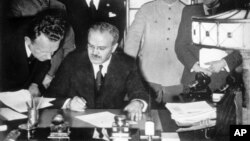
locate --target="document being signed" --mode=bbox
[75,111,116,128]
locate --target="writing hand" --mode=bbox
[124,100,143,121]
[68,96,87,112]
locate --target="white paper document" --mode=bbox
[0,89,55,113]
[75,111,116,128]
[0,108,27,121]
[161,132,180,141]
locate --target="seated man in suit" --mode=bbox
[46,22,148,121]
[1,10,66,95]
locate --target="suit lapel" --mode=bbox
[81,0,89,8]
[76,53,95,89]
[102,54,121,95]
[98,0,106,10]
[74,52,96,106]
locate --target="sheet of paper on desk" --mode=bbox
[0,89,55,113]
[0,108,27,121]
[75,111,116,128]
[161,132,180,141]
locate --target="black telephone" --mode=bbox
[181,72,212,102]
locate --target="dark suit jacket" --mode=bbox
[0,17,50,91]
[46,50,148,109]
[59,0,125,48]
[175,5,242,91]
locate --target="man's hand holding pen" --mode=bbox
[124,100,144,121]
[66,96,87,112]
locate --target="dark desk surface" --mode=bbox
[0,109,228,141]
[38,109,170,131]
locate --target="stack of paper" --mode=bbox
[165,101,216,127]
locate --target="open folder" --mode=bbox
[0,89,55,113]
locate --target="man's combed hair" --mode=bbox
[26,9,67,42]
[89,22,119,45]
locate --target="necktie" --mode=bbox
[97,128,104,138]
[89,0,97,19]
[96,65,103,93]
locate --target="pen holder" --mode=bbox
[18,108,39,140]
[28,108,39,128]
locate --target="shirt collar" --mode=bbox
[86,0,100,10]
[25,42,32,57]
[92,55,112,78]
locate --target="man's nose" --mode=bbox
[92,47,99,55]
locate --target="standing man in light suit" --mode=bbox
[47,22,148,121]
[124,0,185,105]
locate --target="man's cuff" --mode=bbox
[131,99,148,112]
[62,98,71,109]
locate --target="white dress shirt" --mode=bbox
[92,56,111,78]
[86,0,100,10]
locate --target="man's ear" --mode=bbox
[111,43,118,53]
[24,36,31,48]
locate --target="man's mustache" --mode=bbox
[91,54,101,59]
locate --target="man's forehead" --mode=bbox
[89,31,113,44]
[89,30,113,38]
[33,33,60,51]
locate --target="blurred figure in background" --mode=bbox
[59,0,126,49]
[175,0,242,92]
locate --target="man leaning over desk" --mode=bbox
[45,22,148,121]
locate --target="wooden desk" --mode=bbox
[38,109,167,131]
[1,109,227,141]
[0,109,172,140]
